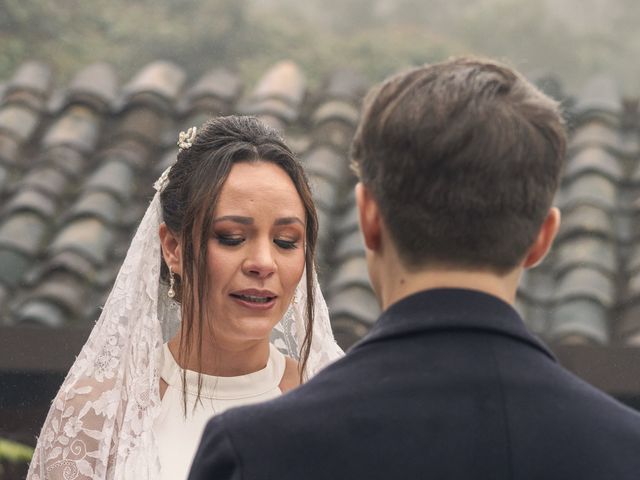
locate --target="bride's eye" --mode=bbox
[215,234,244,246]
[274,238,298,249]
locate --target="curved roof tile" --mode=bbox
[121,61,186,110]
[3,61,52,111]
[42,105,102,154]
[49,217,115,266]
[573,74,621,125]
[66,62,119,113]
[0,105,41,142]
[549,298,609,345]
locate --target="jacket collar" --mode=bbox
[353,288,556,361]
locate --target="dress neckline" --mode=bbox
[160,343,286,400]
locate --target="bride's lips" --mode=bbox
[229,289,278,310]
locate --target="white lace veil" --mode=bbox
[27,181,343,479]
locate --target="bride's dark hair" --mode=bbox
[160,116,318,406]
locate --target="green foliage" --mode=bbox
[0,0,254,82]
[0,438,33,464]
[1,0,639,94]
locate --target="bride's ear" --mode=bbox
[159,222,182,274]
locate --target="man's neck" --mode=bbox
[378,263,521,312]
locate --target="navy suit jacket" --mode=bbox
[188,289,640,479]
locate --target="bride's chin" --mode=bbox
[229,315,281,337]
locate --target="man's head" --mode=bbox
[351,57,566,281]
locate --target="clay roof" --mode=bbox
[0,60,638,351]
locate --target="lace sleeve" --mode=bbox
[29,375,119,479]
[27,194,165,480]
[27,310,163,480]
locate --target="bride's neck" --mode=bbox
[167,331,270,377]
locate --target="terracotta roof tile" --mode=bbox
[555,236,617,275]
[240,63,305,129]
[0,212,48,257]
[3,189,56,219]
[113,106,171,146]
[0,105,41,142]
[625,248,640,276]
[0,165,8,193]
[312,100,360,127]
[309,174,339,212]
[333,228,364,262]
[20,166,69,199]
[41,105,102,154]
[250,61,306,107]
[623,269,640,302]
[180,69,242,118]
[303,146,345,182]
[3,61,53,111]
[37,147,87,180]
[66,62,119,113]
[569,120,639,159]
[18,273,90,319]
[564,147,623,181]
[573,74,621,124]
[518,268,555,304]
[83,160,136,203]
[121,61,186,110]
[558,205,613,240]
[310,117,356,151]
[554,267,616,308]
[329,286,381,326]
[12,299,67,327]
[0,134,20,167]
[32,251,98,285]
[0,249,30,288]
[618,302,640,344]
[549,298,609,345]
[560,173,618,211]
[65,191,122,226]
[324,69,368,103]
[49,217,115,266]
[328,256,372,294]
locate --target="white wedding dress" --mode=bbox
[154,342,286,480]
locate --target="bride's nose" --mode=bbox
[242,240,276,278]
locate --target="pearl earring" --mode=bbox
[168,270,176,299]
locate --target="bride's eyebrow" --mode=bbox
[213,215,253,225]
[274,217,304,226]
[212,216,304,226]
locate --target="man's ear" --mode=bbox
[159,223,183,274]
[523,207,561,269]
[355,182,382,252]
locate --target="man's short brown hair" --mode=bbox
[350,57,567,273]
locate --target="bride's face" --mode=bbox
[205,161,306,346]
